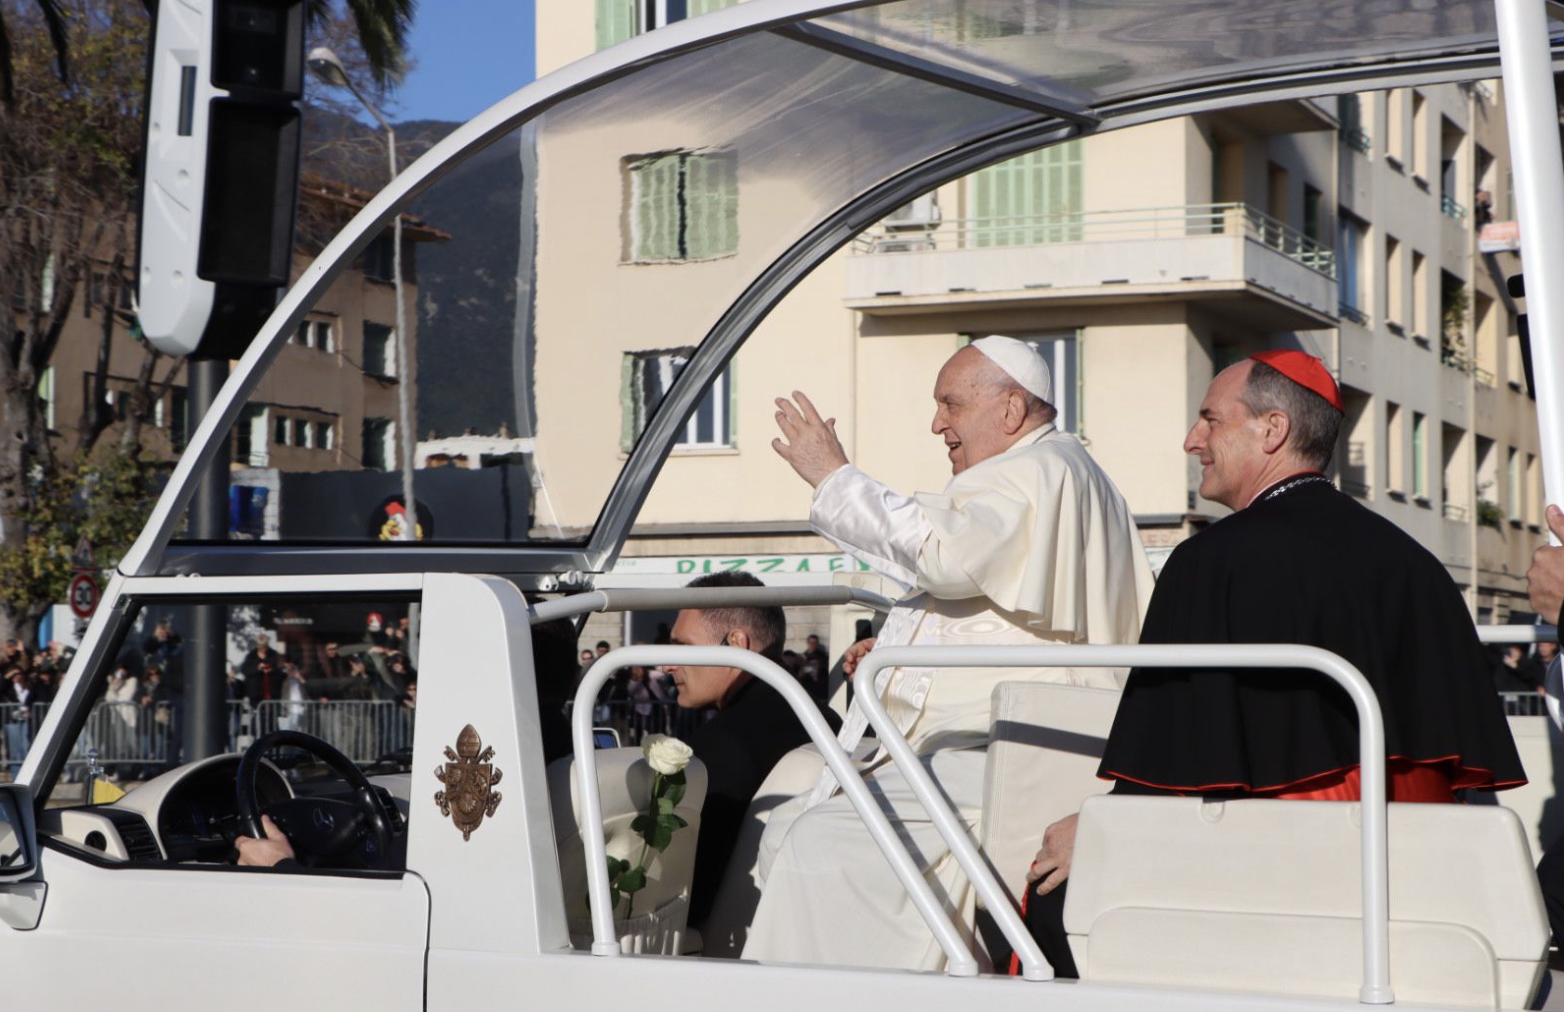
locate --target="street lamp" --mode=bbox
[307,46,417,542]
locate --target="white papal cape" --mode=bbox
[741,423,1154,971]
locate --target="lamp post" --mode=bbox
[307,46,417,541]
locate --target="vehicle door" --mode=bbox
[0,582,431,1012]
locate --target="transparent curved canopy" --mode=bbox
[148,0,1562,574]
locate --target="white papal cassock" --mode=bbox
[741,422,1155,971]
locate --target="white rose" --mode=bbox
[642,734,693,776]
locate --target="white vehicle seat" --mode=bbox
[695,740,877,958]
[1066,795,1550,1009]
[547,748,708,955]
[979,681,1120,905]
[1494,714,1561,862]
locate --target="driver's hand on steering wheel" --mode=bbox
[235,815,296,868]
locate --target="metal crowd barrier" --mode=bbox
[570,699,703,746]
[249,700,414,763]
[0,699,415,780]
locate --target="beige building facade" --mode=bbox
[535,2,1547,650]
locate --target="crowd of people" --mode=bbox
[584,630,833,746]
[0,611,422,782]
[0,640,74,776]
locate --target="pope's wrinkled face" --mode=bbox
[1185,362,1270,509]
[664,610,744,709]
[930,348,1017,475]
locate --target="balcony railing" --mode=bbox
[1442,502,1470,522]
[1441,195,1468,221]
[851,202,1336,279]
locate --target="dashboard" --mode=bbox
[40,754,292,865]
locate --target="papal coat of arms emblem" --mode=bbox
[434,724,503,841]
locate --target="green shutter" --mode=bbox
[689,0,740,14]
[685,152,738,260]
[633,155,681,261]
[971,141,1081,247]
[596,0,636,49]
[620,354,637,453]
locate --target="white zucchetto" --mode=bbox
[971,335,1052,404]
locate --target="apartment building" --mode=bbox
[536,2,1546,646]
[48,177,445,538]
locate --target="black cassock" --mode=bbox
[1099,474,1525,794]
[1000,475,1527,979]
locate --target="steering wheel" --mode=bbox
[235,730,398,869]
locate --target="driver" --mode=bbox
[234,814,297,868]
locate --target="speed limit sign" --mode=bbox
[68,573,100,619]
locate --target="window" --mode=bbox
[363,323,396,378]
[1411,91,1428,180]
[234,405,268,467]
[1440,117,1466,219]
[623,150,739,263]
[1302,186,1323,245]
[1385,88,1406,166]
[1441,423,1468,519]
[1384,234,1403,332]
[622,348,734,450]
[1386,401,1404,493]
[1527,453,1541,526]
[1508,447,1523,521]
[1441,271,1468,366]
[274,415,290,447]
[971,142,1083,246]
[316,421,335,451]
[363,418,394,471]
[1474,291,1498,384]
[1412,411,1427,499]
[1337,211,1366,323]
[596,0,740,48]
[295,319,335,352]
[299,418,315,450]
[1267,162,1289,221]
[1411,250,1428,340]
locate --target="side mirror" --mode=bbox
[0,783,38,882]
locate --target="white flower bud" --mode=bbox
[641,734,693,776]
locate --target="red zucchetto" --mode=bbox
[1249,349,1343,411]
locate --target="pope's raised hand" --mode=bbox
[772,391,849,488]
[1527,505,1564,625]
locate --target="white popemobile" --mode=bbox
[4,1,1564,1009]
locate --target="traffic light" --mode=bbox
[137,0,305,360]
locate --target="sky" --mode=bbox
[390,0,537,124]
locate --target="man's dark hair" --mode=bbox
[1240,359,1344,469]
[595,640,610,651]
[685,571,787,663]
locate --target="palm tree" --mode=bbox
[0,0,416,108]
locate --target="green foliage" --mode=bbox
[0,449,165,617]
[1477,498,1504,529]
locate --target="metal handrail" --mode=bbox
[850,201,1336,278]
[1477,624,1558,644]
[571,645,985,975]
[571,641,1394,999]
[531,584,896,624]
[850,645,1389,999]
